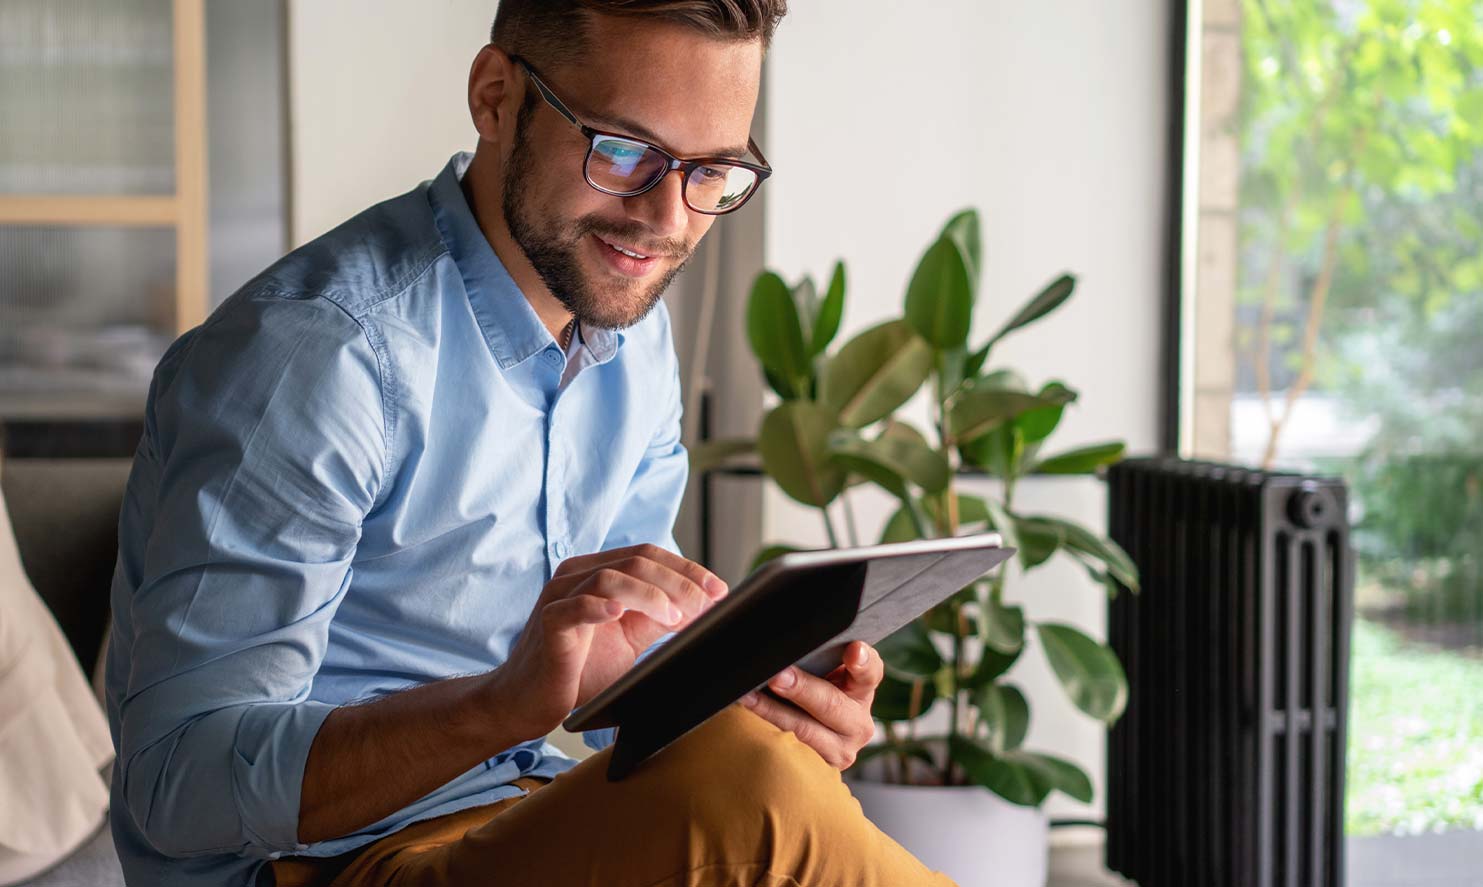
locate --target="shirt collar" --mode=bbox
[427,152,623,369]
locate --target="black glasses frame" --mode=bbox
[512,56,772,215]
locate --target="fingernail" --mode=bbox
[773,668,796,689]
[667,603,684,624]
[705,575,728,598]
[741,691,758,707]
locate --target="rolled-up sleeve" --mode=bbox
[117,293,386,859]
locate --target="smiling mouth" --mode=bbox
[597,236,659,260]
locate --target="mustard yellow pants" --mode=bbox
[271,703,958,887]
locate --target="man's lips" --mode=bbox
[592,234,665,277]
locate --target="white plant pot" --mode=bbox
[850,778,1049,887]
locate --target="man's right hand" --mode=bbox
[492,543,729,739]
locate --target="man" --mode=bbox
[105,2,958,885]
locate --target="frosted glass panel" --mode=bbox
[0,227,175,416]
[0,0,175,194]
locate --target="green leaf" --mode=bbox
[873,671,939,722]
[963,641,1020,689]
[812,261,846,355]
[1009,751,1094,804]
[1032,441,1127,475]
[1031,516,1139,591]
[876,619,944,678]
[746,271,811,395]
[758,401,847,507]
[1016,381,1075,443]
[792,276,819,341]
[985,273,1076,350]
[821,320,934,427]
[976,683,1030,752]
[959,424,1019,478]
[981,598,1025,654]
[963,342,991,378]
[936,345,968,402]
[976,368,1029,392]
[882,492,993,543]
[922,598,977,634]
[1011,515,1064,570]
[1037,623,1128,723]
[921,492,992,529]
[856,740,938,771]
[949,737,1093,805]
[763,366,798,401]
[948,735,1048,806]
[879,506,922,544]
[748,544,801,572]
[949,386,1077,446]
[904,236,974,349]
[828,429,951,499]
[938,209,982,295]
[689,437,755,474]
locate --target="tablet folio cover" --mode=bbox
[596,543,1013,781]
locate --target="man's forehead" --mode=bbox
[554,17,762,158]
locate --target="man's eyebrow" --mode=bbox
[590,112,751,160]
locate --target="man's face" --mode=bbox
[493,17,763,330]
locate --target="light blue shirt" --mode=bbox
[104,152,688,887]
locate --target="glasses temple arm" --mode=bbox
[747,136,772,171]
[515,58,583,129]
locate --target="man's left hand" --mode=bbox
[738,640,883,770]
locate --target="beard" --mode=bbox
[501,100,694,330]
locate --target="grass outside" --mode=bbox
[1346,616,1483,836]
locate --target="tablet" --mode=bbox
[563,532,1013,780]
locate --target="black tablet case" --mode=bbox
[578,543,1014,781]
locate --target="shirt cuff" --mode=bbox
[233,700,339,856]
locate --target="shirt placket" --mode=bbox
[540,342,571,575]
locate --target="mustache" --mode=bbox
[575,217,693,260]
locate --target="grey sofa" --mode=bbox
[3,457,132,887]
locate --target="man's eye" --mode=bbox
[696,166,726,181]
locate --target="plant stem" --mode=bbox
[819,505,841,548]
[883,721,911,784]
[841,489,861,547]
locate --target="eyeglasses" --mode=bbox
[513,56,772,215]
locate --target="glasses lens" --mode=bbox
[684,163,759,213]
[587,135,669,195]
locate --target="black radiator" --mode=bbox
[1105,458,1353,887]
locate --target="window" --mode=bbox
[1179,0,1483,877]
[0,0,287,425]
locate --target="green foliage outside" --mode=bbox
[696,210,1138,807]
[1240,0,1483,836]
[1347,619,1483,835]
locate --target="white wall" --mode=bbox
[286,0,493,245]
[762,1,1169,825]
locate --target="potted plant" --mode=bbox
[694,210,1139,887]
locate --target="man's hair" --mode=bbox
[491,0,787,69]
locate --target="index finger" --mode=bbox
[555,542,728,597]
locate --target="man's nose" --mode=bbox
[624,169,690,241]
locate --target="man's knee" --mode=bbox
[637,703,861,827]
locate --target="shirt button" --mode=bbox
[552,540,568,558]
[543,348,561,366]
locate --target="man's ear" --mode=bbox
[468,43,520,144]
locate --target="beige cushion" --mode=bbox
[0,470,114,886]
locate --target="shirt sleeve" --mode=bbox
[115,293,387,859]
